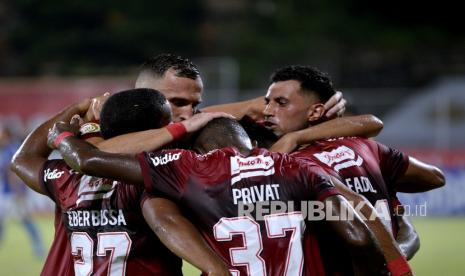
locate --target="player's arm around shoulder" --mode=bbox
[47,119,144,185]
[201,96,265,121]
[11,98,91,194]
[95,111,234,154]
[270,114,383,153]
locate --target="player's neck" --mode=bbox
[233,145,252,156]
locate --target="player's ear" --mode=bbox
[306,103,325,122]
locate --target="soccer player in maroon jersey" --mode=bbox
[11,89,233,276]
[260,65,445,275]
[12,98,92,276]
[47,115,391,275]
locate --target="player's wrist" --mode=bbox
[53,131,76,148]
[166,122,187,140]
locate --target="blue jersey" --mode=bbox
[0,141,20,194]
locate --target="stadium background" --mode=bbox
[0,0,464,275]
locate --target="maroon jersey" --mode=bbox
[41,207,74,276]
[292,137,409,230]
[39,159,182,276]
[138,147,340,276]
[292,137,409,275]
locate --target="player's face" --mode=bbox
[263,80,315,137]
[138,69,203,122]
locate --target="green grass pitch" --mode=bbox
[0,216,463,275]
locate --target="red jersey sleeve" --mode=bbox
[39,159,73,203]
[376,142,410,185]
[137,149,196,202]
[303,162,340,201]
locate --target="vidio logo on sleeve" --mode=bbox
[44,168,65,181]
[150,152,181,166]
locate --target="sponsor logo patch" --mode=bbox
[76,176,117,206]
[230,155,275,185]
[44,168,65,181]
[313,146,363,171]
[150,152,181,167]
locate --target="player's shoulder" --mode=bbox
[200,147,248,160]
[145,147,239,168]
[42,159,75,182]
[271,149,320,172]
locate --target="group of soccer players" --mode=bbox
[11,54,445,275]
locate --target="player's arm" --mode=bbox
[94,112,234,154]
[202,91,346,121]
[322,192,389,276]
[394,157,445,193]
[393,202,420,260]
[46,112,233,183]
[396,214,420,260]
[201,96,265,121]
[270,114,383,153]
[10,99,91,194]
[142,197,230,276]
[47,119,147,184]
[331,177,413,275]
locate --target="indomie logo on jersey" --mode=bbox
[76,176,118,206]
[150,152,181,167]
[44,168,65,181]
[313,146,364,172]
[230,155,275,185]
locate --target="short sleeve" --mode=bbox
[304,163,341,201]
[137,149,196,202]
[40,159,71,202]
[377,143,410,184]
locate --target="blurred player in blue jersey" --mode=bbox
[0,125,45,258]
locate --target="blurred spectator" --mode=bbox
[0,125,44,258]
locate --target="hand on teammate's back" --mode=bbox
[325,91,346,118]
[181,112,235,133]
[46,117,80,149]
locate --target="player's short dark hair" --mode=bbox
[192,118,250,152]
[270,65,335,102]
[100,88,172,139]
[140,53,200,80]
